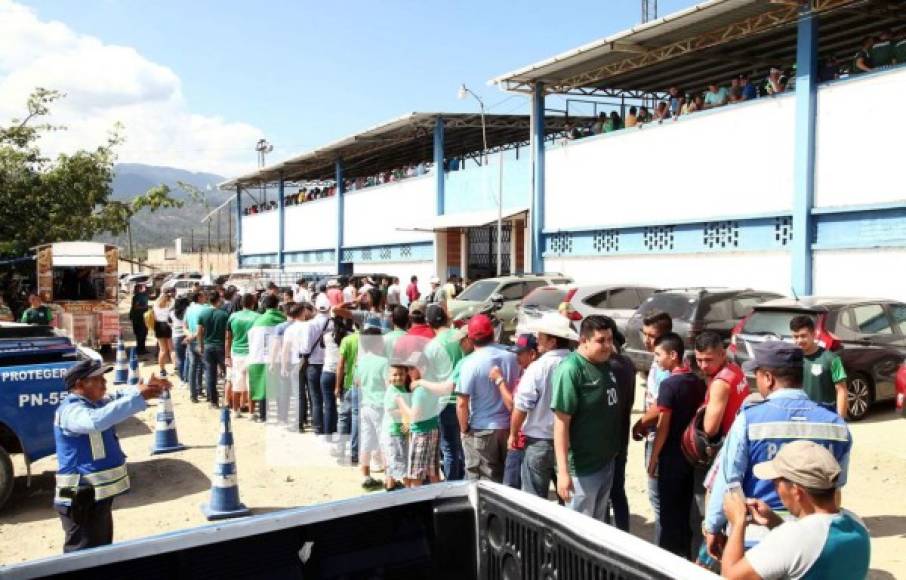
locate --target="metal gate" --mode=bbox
[467,225,511,280]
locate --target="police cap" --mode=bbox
[65,358,113,389]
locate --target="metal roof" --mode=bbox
[221,112,580,189]
[491,0,906,95]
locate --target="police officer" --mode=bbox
[54,357,169,552]
[702,341,852,560]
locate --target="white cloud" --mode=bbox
[0,0,260,177]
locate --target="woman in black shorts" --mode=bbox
[152,289,175,376]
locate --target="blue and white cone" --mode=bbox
[113,337,128,385]
[201,407,250,520]
[150,389,186,454]
[127,348,140,386]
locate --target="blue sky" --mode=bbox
[9,0,698,175]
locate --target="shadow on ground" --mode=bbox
[116,416,152,439]
[4,457,210,525]
[862,515,906,539]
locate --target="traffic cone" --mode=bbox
[113,337,128,385]
[201,407,250,520]
[127,348,140,386]
[150,389,186,454]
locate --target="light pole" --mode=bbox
[458,83,503,276]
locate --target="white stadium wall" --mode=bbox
[240,211,279,255]
[815,67,906,209]
[343,176,435,248]
[284,197,338,252]
[813,248,906,302]
[544,252,793,296]
[544,95,796,232]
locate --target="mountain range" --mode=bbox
[97,163,233,255]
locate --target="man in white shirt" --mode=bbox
[386,277,401,307]
[292,278,312,305]
[281,302,312,428]
[298,295,333,435]
[510,313,577,498]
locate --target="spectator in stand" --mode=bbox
[552,315,621,521]
[405,275,420,305]
[704,82,729,108]
[647,333,706,558]
[680,95,698,115]
[509,313,576,498]
[591,112,607,135]
[654,101,670,123]
[853,36,875,74]
[738,73,757,101]
[625,106,639,127]
[728,78,743,103]
[605,329,636,532]
[608,111,623,132]
[637,106,652,124]
[720,441,870,580]
[789,316,848,418]
[896,33,906,64]
[668,86,684,117]
[631,310,673,544]
[875,30,897,67]
[765,68,786,94]
[456,314,518,482]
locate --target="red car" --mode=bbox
[896,362,906,418]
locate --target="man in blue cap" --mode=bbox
[703,341,852,560]
[54,357,170,552]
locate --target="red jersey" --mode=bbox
[406,283,420,304]
[704,362,747,436]
[406,324,436,340]
[326,288,343,306]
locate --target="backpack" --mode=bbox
[681,406,725,468]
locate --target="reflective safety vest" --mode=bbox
[742,393,850,511]
[53,394,129,506]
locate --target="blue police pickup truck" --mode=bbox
[0,322,92,509]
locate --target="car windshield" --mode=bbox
[522,287,567,309]
[638,293,696,321]
[457,280,499,302]
[742,310,815,336]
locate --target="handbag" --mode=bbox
[143,307,155,330]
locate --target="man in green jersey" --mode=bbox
[551,315,621,521]
[226,293,259,417]
[425,304,464,480]
[789,315,848,419]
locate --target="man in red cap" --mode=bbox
[454,314,520,482]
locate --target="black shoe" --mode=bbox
[190,397,199,403]
[209,403,220,409]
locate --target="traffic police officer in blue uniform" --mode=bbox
[54,357,169,552]
[703,341,852,559]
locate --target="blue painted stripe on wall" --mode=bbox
[284,249,336,265]
[342,241,434,263]
[814,208,906,249]
[542,216,794,257]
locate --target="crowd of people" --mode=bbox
[565,32,906,142]
[129,269,870,578]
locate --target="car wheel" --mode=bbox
[0,447,14,511]
[846,373,873,422]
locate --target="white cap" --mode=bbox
[430,276,441,284]
[315,294,331,312]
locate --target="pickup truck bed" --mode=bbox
[1,482,717,579]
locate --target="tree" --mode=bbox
[0,88,182,257]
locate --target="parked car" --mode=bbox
[120,273,150,294]
[161,272,203,294]
[168,279,200,298]
[516,284,657,335]
[624,287,783,373]
[448,273,573,342]
[224,273,268,296]
[730,297,906,421]
[896,362,906,418]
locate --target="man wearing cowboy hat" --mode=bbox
[54,358,170,552]
[720,441,870,579]
[507,312,577,498]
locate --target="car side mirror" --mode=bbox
[489,293,505,305]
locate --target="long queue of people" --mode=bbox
[137,274,870,579]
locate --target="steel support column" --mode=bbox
[277,175,285,270]
[434,116,445,215]
[792,7,818,296]
[530,82,546,273]
[235,185,242,267]
[335,159,346,275]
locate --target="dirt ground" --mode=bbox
[1,354,904,576]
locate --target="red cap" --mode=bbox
[467,314,494,341]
